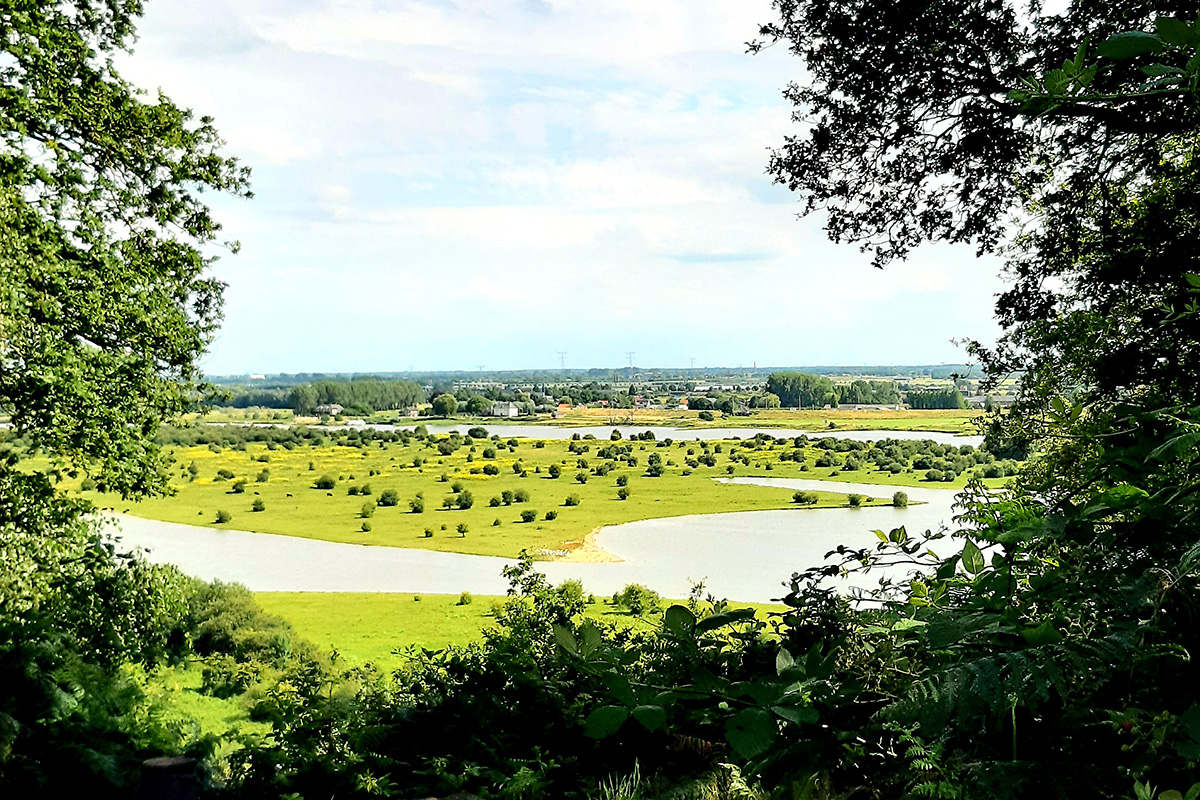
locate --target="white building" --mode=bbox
[490,401,520,417]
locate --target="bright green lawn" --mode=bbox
[255,592,786,671]
[80,437,919,557]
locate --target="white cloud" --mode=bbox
[118,0,1003,373]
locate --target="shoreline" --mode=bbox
[552,526,623,564]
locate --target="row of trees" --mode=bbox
[766,372,907,408]
[289,379,426,415]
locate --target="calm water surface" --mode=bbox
[109,476,959,603]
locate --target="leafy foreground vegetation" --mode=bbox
[8,1,1200,799]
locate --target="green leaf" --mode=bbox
[893,618,928,632]
[1155,17,1198,47]
[1021,621,1063,646]
[1150,432,1200,461]
[771,705,819,726]
[552,624,578,656]
[1097,31,1165,60]
[580,621,602,657]
[696,607,756,634]
[725,708,777,758]
[632,704,666,731]
[1141,63,1185,77]
[961,539,985,575]
[584,705,629,739]
[1186,273,1200,288]
[1160,791,1184,800]
[663,604,696,637]
[601,671,637,707]
[776,647,795,676]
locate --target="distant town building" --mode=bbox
[489,401,520,418]
[315,403,343,415]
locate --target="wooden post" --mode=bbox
[135,756,196,800]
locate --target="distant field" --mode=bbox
[196,404,983,434]
[75,430,1004,557]
[545,407,983,433]
[255,591,787,670]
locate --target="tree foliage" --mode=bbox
[0,0,250,497]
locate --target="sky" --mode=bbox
[116,0,1007,375]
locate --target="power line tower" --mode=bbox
[625,351,635,367]
[557,351,567,369]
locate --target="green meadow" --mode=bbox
[76,429,1004,557]
[254,591,787,671]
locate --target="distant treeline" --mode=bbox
[765,372,899,408]
[765,371,962,409]
[907,387,968,409]
[208,364,975,386]
[289,380,427,415]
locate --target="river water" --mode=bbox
[108,475,960,603]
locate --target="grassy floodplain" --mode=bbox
[75,427,1008,558]
[254,592,787,671]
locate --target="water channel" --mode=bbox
[109,460,962,603]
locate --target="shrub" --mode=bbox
[215,510,232,524]
[251,498,265,512]
[482,464,500,475]
[575,471,590,484]
[456,490,474,510]
[548,464,561,478]
[617,487,630,500]
[792,490,819,505]
[360,521,372,532]
[514,488,530,503]
[616,474,628,487]
[80,477,97,492]
[557,578,585,606]
[378,489,399,507]
[457,591,473,605]
[502,490,514,505]
[409,496,425,513]
[521,510,538,523]
[698,410,714,421]
[347,485,360,496]
[924,469,944,482]
[314,474,336,490]
[493,518,501,526]
[216,468,235,481]
[467,426,488,439]
[847,493,865,508]
[564,494,580,507]
[256,469,270,482]
[489,496,501,507]
[616,583,661,615]
[451,481,464,494]
[360,483,372,495]
[456,523,468,537]
[892,491,909,508]
[544,510,558,520]
[361,501,376,518]
[423,527,433,538]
